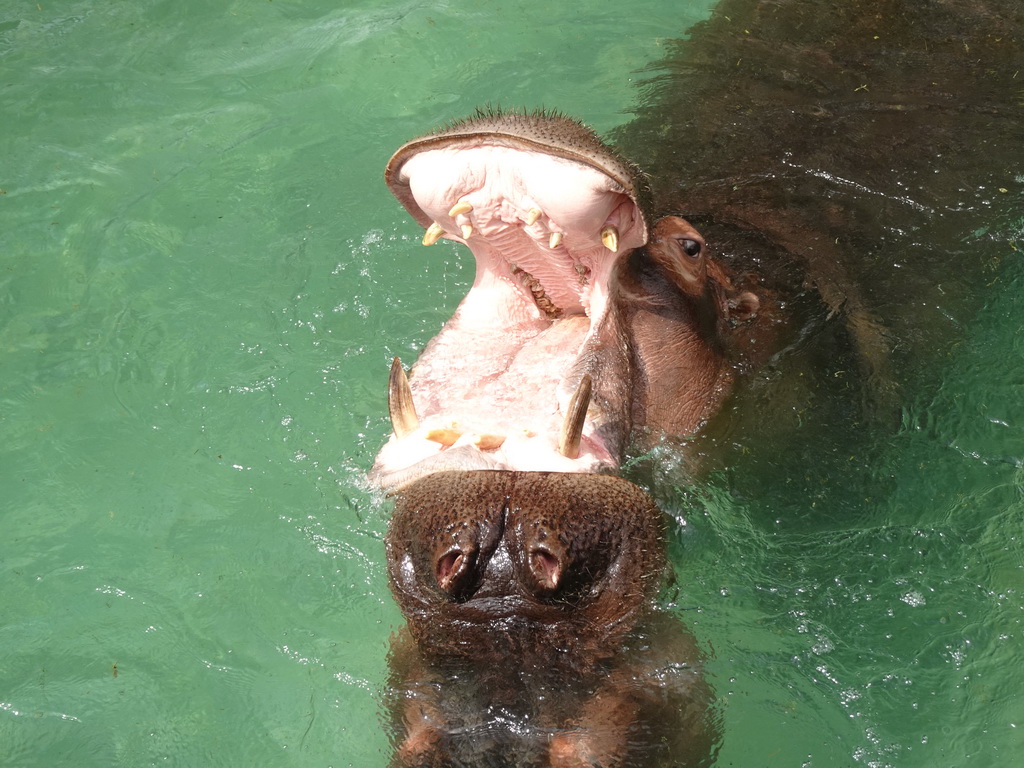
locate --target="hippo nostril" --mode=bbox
[436,551,461,590]
[528,547,563,593]
[435,548,478,599]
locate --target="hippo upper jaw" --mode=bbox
[386,470,668,661]
[372,111,651,489]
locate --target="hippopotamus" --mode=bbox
[371,0,1023,765]
[372,110,743,767]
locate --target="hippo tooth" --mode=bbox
[388,357,419,438]
[557,373,592,459]
[425,428,462,447]
[447,200,473,217]
[600,225,619,252]
[474,433,505,451]
[460,223,474,239]
[548,232,563,249]
[422,221,446,246]
[526,207,543,226]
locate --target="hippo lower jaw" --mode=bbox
[371,112,650,489]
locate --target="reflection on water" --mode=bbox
[1,0,1022,766]
[386,615,719,768]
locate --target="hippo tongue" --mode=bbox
[373,111,649,489]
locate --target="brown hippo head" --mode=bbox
[371,110,760,489]
[372,109,732,767]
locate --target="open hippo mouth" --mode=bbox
[373,110,650,488]
[372,109,756,489]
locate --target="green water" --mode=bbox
[1,1,1021,767]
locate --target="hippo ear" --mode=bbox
[728,290,760,321]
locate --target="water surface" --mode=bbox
[2,1,1021,766]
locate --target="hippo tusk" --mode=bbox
[558,373,592,459]
[460,223,474,239]
[526,207,543,226]
[548,232,563,249]
[388,357,420,438]
[422,221,446,246]
[448,200,473,217]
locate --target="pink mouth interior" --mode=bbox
[373,143,647,488]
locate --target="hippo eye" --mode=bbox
[678,238,702,258]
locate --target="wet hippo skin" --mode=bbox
[385,471,716,768]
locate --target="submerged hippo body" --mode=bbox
[616,0,1024,458]
[385,471,716,768]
